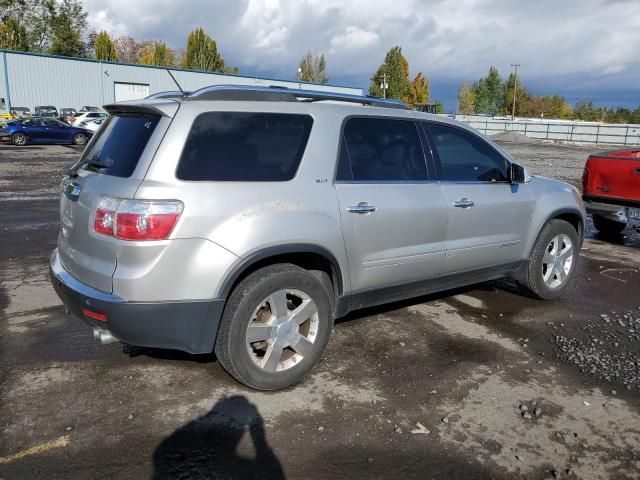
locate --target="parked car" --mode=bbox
[71,111,107,127]
[79,117,105,132]
[50,85,585,391]
[10,107,31,117]
[34,105,58,117]
[60,108,78,124]
[4,117,93,146]
[583,149,640,234]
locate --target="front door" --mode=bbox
[425,122,534,274]
[335,117,448,293]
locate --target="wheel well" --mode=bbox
[223,251,342,304]
[552,212,583,238]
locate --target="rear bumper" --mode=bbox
[49,249,224,354]
[583,197,635,223]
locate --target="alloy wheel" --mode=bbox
[245,289,319,372]
[541,234,574,289]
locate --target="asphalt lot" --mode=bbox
[1,139,639,479]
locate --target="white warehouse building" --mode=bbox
[0,49,363,112]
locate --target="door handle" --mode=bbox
[634,167,640,175]
[453,198,474,208]
[348,202,377,214]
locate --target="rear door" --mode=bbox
[58,112,165,292]
[335,117,448,294]
[22,118,47,142]
[425,122,533,274]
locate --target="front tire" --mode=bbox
[11,133,27,146]
[215,264,333,390]
[519,219,580,300]
[593,214,626,236]
[72,133,88,145]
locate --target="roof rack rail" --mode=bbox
[145,90,192,99]
[185,85,408,110]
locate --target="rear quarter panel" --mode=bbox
[128,102,351,300]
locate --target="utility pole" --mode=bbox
[511,62,521,120]
[380,72,389,99]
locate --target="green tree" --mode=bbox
[369,46,411,101]
[433,100,445,114]
[457,81,476,114]
[139,41,175,67]
[48,0,87,56]
[181,27,225,72]
[0,17,30,50]
[574,100,603,122]
[297,51,329,84]
[94,30,117,61]
[503,72,531,117]
[405,72,429,108]
[473,66,504,115]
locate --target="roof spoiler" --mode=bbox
[102,102,176,117]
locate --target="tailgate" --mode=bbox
[584,150,640,203]
[58,173,143,293]
[57,109,171,293]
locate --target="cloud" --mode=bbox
[330,26,379,53]
[83,0,640,105]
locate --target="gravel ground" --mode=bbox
[1,139,640,480]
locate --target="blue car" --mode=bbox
[2,117,94,146]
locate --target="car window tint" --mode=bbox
[335,136,353,181]
[429,124,509,182]
[23,118,41,126]
[177,112,313,181]
[79,114,160,177]
[343,118,427,181]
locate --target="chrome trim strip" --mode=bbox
[50,249,124,303]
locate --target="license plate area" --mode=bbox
[627,208,640,220]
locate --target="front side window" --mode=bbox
[340,117,427,182]
[428,124,509,182]
[177,112,313,181]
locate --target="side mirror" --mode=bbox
[511,163,532,183]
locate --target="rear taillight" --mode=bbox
[93,196,183,241]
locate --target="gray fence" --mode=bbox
[453,116,640,146]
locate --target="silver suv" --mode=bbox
[50,86,585,390]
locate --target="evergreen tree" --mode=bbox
[472,66,504,115]
[297,51,329,84]
[181,27,225,72]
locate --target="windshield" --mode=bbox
[77,113,160,177]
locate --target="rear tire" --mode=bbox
[215,264,333,390]
[519,219,580,300]
[593,214,626,236]
[72,133,88,145]
[11,133,27,146]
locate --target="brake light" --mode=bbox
[582,167,589,194]
[93,197,183,241]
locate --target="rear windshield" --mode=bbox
[176,112,313,181]
[78,114,160,177]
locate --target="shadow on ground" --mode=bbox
[152,395,285,480]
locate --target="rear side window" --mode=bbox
[177,112,313,181]
[79,114,160,177]
[339,117,427,182]
[428,124,509,182]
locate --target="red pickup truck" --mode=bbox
[582,149,640,235]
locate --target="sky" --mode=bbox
[84,0,640,111]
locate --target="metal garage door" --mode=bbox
[114,82,150,102]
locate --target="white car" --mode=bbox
[78,118,106,132]
[71,111,107,127]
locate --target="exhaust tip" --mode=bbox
[92,328,117,345]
